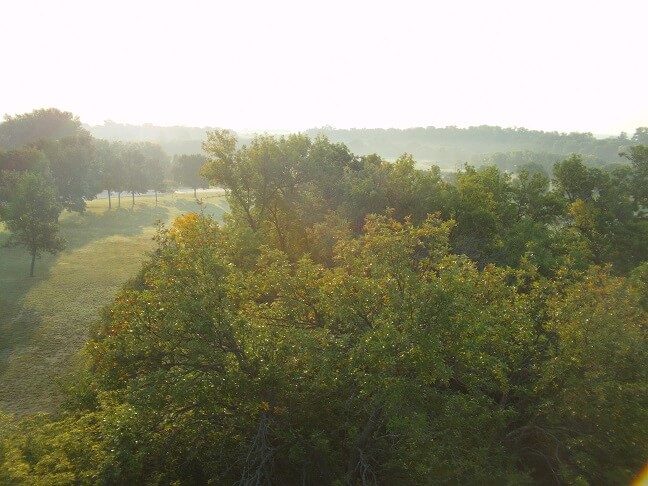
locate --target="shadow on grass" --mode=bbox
[62,204,170,250]
[0,231,57,310]
[0,307,42,373]
[0,201,185,415]
[0,203,170,350]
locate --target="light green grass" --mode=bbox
[0,191,228,416]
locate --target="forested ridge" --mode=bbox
[305,126,647,168]
[1,110,647,484]
[85,120,648,172]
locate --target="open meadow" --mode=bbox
[0,191,228,416]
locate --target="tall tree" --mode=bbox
[172,154,208,197]
[3,172,64,276]
[94,140,124,209]
[620,144,648,210]
[0,146,48,172]
[37,133,100,214]
[137,142,168,205]
[113,141,169,207]
[552,154,595,203]
[0,108,84,149]
[0,147,50,215]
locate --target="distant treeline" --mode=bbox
[306,125,648,169]
[85,121,648,173]
[85,121,219,156]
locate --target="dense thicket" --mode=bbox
[1,131,646,484]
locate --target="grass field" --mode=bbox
[0,191,228,417]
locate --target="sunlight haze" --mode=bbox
[2,0,646,134]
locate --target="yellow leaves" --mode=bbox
[569,199,598,231]
[168,212,201,243]
[258,401,287,415]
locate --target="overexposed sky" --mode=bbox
[1,0,646,134]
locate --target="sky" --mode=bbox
[1,0,647,135]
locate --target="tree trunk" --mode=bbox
[131,191,135,208]
[108,190,112,209]
[194,187,197,198]
[347,403,381,484]
[30,251,36,277]
[155,189,158,206]
[118,191,121,208]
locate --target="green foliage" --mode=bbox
[2,128,647,484]
[3,171,65,276]
[0,192,228,419]
[553,155,595,203]
[538,267,648,483]
[172,153,208,195]
[5,209,642,484]
[0,108,84,149]
[37,133,100,213]
[620,144,648,210]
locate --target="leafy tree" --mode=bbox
[0,146,48,172]
[121,145,148,208]
[138,142,169,205]
[511,169,564,224]
[172,153,208,197]
[3,171,64,276]
[0,108,85,149]
[552,154,595,203]
[202,131,322,256]
[77,212,646,483]
[536,267,648,483]
[620,144,648,210]
[94,140,125,209]
[449,164,516,265]
[0,110,102,215]
[631,127,648,145]
[0,147,51,215]
[549,153,648,272]
[37,133,100,214]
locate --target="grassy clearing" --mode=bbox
[0,191,228,416]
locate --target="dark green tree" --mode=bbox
[552,154,595,203]
[620,144,648,210]
[4,172,65,276]
[0,147,50,215]
[37,133,100,214]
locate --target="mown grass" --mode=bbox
[0,191,228,416]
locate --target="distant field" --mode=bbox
[0,191,228,417]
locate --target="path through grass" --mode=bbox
[0,191,228,416]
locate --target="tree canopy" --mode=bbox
[172,153,209,197]
[1,129,646,484]
[3,171,65,276]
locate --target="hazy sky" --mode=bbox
[2,0,647,134]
